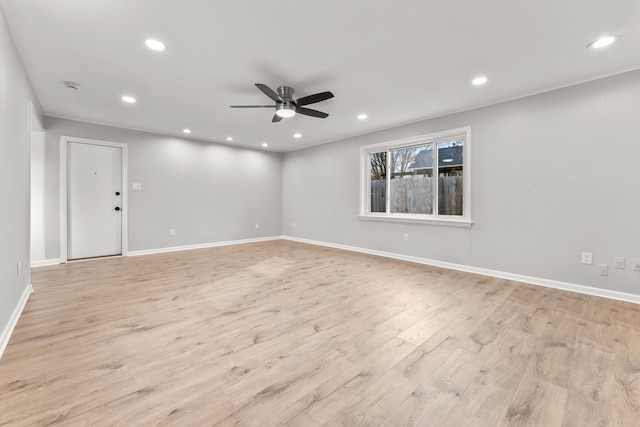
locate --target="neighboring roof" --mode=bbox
[410,145,463,169]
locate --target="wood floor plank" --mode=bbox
[327,369,418,426]
[392,299,502,384]
[386,346,489,426]
[0,240,638,426]
[451,326,536,425]
[285,338,418,426]
[502,357,568,426]
[440,406,492,427]
[562,341,617,427]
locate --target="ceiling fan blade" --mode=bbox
[255,83,283,103]
[296,91,334,106]
[296,107,329,119]
[230,105,274,108]
[272,113,283,123]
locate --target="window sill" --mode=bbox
[358,214,473,228]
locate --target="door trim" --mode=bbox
[60,136,128,263]
[29,101,46,268]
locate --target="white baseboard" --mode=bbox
[25,236,639,306]
[283,236,640,305]
[31,259,61,268]
[128,236,284,257]
[0,284,33,360]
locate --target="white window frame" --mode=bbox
[359,126,472,227]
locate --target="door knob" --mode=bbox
[115,207,121,211]
[115,191,120,196]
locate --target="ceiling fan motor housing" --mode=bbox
[277,86,294,101]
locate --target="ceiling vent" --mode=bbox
[64,81,81,90]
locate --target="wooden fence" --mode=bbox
[370,176,463,215]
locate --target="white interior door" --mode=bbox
[68,142,122,259]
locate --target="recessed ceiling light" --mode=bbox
[262,143,269,147]
[293,133,302,138]
[472,76,488,85]
[145,39,166,51]
[358,114,368,120]
[226,137,234,141]
[588,35,618,49]
[182,129,191,134]
[121,95,136,103]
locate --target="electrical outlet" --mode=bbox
[581,252,592,265]
[634,259,640,271]
[169,229,175,236]
[403,233,409,241]
[255,223,259,229]
[597,265,608,276]
[615,257,625,269]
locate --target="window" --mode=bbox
[360,127,471,225]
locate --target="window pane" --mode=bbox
[437,139,463,215]
[369,152,386,213]
[390,145,433,214]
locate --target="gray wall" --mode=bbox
[0,9,41,334]
[44,117,283,258]
[283,69,640,295]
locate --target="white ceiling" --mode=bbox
[2,0,640,152]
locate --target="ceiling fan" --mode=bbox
[230,84,334,122]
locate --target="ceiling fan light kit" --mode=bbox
[231,83,334,122]
[275,103,296,118]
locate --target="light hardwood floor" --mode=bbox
[1,240,640,426]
